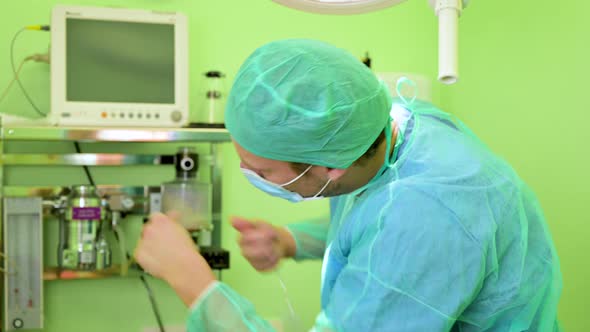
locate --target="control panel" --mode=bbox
[54,109,187,128]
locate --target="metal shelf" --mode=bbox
[43,265,139,281]
[2,153,173,166]
[1,126,231,143]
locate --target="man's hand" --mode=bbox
[232,217,296,271]
[135,212,215,306]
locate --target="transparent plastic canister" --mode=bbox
[201,70,226,124]
[161,177,212,232]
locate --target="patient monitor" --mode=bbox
[50,5,189,127]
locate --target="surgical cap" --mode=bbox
[225,39,392,169]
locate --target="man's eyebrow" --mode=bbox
[241,160,270,173]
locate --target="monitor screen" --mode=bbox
[66,18,175,104]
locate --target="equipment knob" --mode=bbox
[171,110,183,122]
[13,318,24,329]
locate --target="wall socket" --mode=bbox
[143,326,185,332]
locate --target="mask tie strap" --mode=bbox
[280,164,313,187]
[396,76,417,106]
[312,178,332,198]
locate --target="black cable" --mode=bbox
[140,274,166,332]
[73,142,96,186]
[111,213,164,332]
[10,27,47,116]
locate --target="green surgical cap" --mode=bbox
[225,39,392,169]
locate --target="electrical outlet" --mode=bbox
[143,325,185,332]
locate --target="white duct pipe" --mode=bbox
[431,0,464,84]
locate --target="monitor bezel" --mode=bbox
[50,5,189,127]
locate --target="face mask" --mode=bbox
[241,165,332,203]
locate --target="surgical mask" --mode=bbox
[241,165,332,203]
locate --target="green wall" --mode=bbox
[1,0,588,331]
[442,1,590,331]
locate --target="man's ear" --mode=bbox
[326,168,348,181]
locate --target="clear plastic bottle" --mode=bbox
[202,70,226,124]
[161,178,211,231]
[161,147,212,232]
